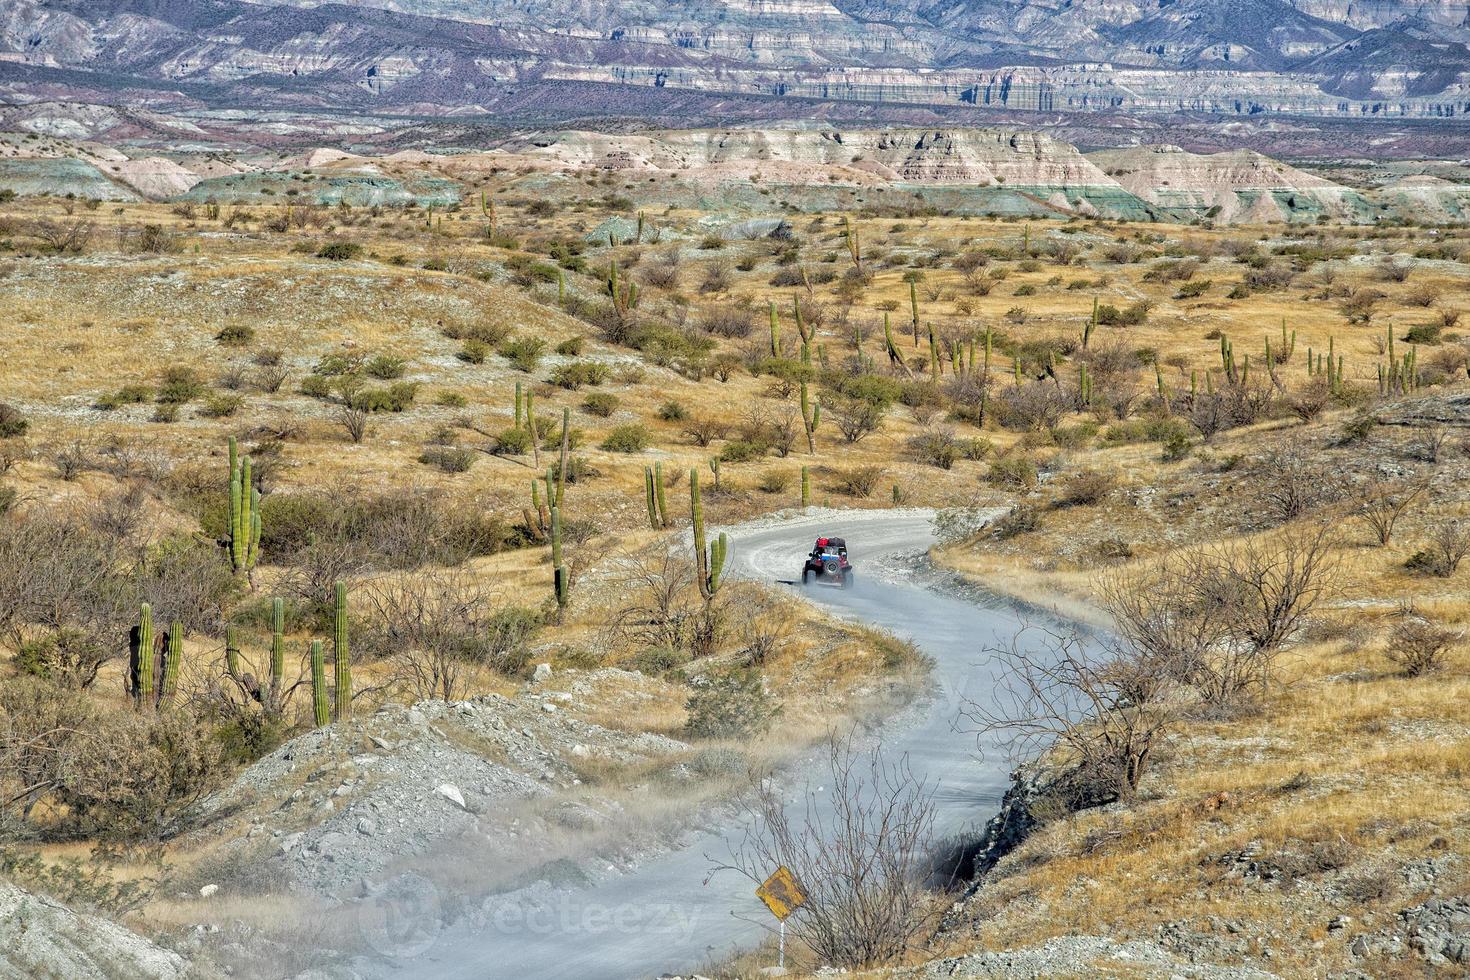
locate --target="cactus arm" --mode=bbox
[133,603,155,709]
[161,621,182,707]
[310,641,329,727]
[334,582,351,722]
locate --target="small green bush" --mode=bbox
[199,393,243,418]
[494,427,533,455]
[551,361,610,389]
[581,392,619,417]
[719,440,767,463]
[600,423,649,453]
[500,336,547,372]
[0,403,29,438]
[94,385,152,411]
[555,336,584,356]
[300,375,333,399]
[685,668,779,738]
[365,354,406,379]
[316,241,362,260]
[658,400,687,421]
[986,454,1037,488]
[156,367,204,404]
[458,339,489,364]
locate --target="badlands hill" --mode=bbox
[4,126,1468,225]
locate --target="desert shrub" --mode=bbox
[1096,301,1151,326]
[346,382,418,413]
[1386,613,1457,677]
[986,453,1038,488]
[555,336,584,356]
[685,667,779,738]
[492,427,533,455]
[499,336,546,372]
[581,392,619,417]
[719,440,767,463]
[437,390,467,408]
[906,429,959,469]
[418,446,473,473]
[758,470,793,494]
[1402,323,1442,345]
[94,385,152,411]
[300,375,333,399]
[0,403,29,438]
[458,339,489,364]
[600,423,649,453]
[215,323,254,347]
[315,241,362,260]
[621,646,691,676]
[1406,519,1470,577]
[198,393,243,418]
[832,465,884,498]
[700,304,755,338]
[155,366,204,404]
[658,400,687,421]
[825,394,887,443]
[365,354,406,379]
[1057,470,1114,507]
[551,361,610,389]
[0,680,221,840]
[992,503,1042,539]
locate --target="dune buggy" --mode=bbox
[801,536,852,588]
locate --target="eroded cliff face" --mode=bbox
[5,0,1470,128]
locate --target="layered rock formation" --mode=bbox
[3,0,1470,131]
[1089,144,1376,223]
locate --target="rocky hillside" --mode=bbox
[7,125,1468,225]
[3,0,1470,139]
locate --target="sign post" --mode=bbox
[755,866,807,972]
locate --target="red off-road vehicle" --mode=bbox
[801,536,852,588]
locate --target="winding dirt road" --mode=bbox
[398,507,1031,979]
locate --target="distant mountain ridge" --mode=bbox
[2,0,1470,140]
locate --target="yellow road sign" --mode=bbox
[756,866,807,921]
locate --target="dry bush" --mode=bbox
[1406,519,1470,577]
[1099,525,1337,708]
[832,465,884,498]
[964,621,1182,800]
[606,546,701,653]
[995,381,1070,433]
[1385,611,1458,677]
[1253,446,1344,524]
[1057,469,1115,507]
[0,678,220,840]
[714,736,936,967]
[1356,478,1429,546]
[358,571,541,699]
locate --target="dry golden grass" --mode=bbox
[3,186,1470,975]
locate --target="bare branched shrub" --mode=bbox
[337,406,370,444]
[1407,519,1470,577]
[607,546,701,653]
[359,571,540,700]
[1099,526,1337,709]
[1356,478,1429,546]
[963,622,1182,800]
[32,218,94,254]
[1386,610,1458,677]
[714,736,935,967]
[995,381,1070,433]
[1253,446,1344,524]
